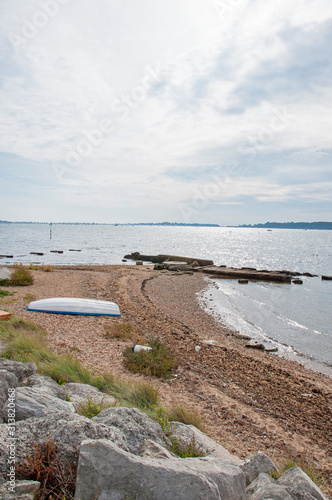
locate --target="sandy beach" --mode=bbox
[3,264,332,495]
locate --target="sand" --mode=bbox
[3,264,332,496]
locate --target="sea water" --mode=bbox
[1,223,331,374]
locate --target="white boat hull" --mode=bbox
[27,297,121,317]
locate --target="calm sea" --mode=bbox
[1,223,331,375]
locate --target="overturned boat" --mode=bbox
[27,297,121,317]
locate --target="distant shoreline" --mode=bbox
[1,221,332,230]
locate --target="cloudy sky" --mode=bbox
[0,0,331,224]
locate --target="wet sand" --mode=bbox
[4,264,332,496]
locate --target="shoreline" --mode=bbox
[2,264,332,495]
[199,276,332,380]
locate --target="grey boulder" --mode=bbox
[62,382,116,410]
[170,422,243,465]
[0,370,18,409]
[241,451,278,485]
[246,472,293,500]
[2,387,74,422]
[74,439,246,500]
[0,268,11,281]
[140,439,175,459]
[277,467,329,500]
[0,359,37,381]
[93,407,166,454]
[0,480,40,500]
[0,411,129,475]
[20,374,66,400]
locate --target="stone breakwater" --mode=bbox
[124,252,320,283]
[0,358,329,500]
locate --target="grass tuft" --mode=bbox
[123,339,178,379]
[150,406,207,458]
[41,264,53,272]
[0,288,13,297]
[76,398,115,419]
[104,321,144,343]
[169,435,207,458]
[271,450,327,490]
[167,405,206,433]
[9,263,34,286]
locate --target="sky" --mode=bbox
[0,0,331,225]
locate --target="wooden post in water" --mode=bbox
[49,222,52,240]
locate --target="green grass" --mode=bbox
[0,315,160,412]
[0,315,207,460]
[123,339,178,379]
[9,264,34,286]
[168,435,207,458]
[76,398,115,419]
[271,454,326,489]
[150,406,207,458]
[167,405,206,432]
[0,288,13,297]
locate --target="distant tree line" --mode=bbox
[237,222,332,230]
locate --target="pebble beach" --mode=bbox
[3,264,332,496]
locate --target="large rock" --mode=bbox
[240,451,278,485]
[277,467,329,500]
[62,382,116,410]
[0,359,37,381]
[0,268,11,281]
[246,472,293,500]
[0,411,129,477]
[0,370,18,409]
[0,480,40,500]
[170,422,242,465]
[20,374,66,400]
[93,407,166,454]
[1,387,75,422]
[74,439,246,500]
[140,439,175,460]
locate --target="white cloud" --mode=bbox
[0,0,331,222]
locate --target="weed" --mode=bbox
[69,346,82,353]
[42,264,53,272]
[0,288,13,297]
[127,382,159,409]
[151,406,174,435]
[150,406,206,458]
[167,405,206,433]
[0,278,10,286]
[29,263,40,270]
[24,293,36,302]
[104,322,144,343]
[76,398,114,419]
[169,435,206,458]
[9,264,34,286]
[40,354,96,385]
[123,339,178,379]
[16,439,77,500]
[271,451,327,489]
